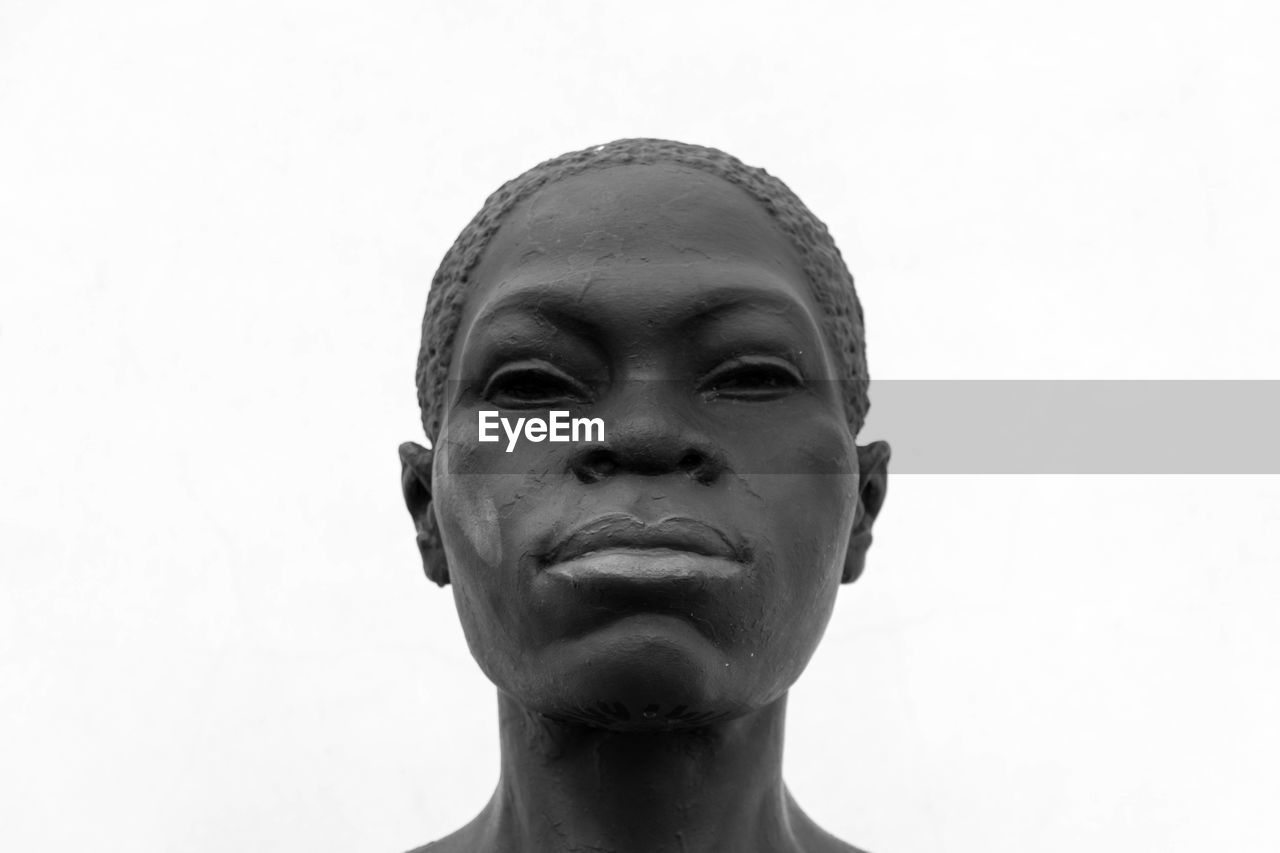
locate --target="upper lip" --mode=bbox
[545,514,745,565]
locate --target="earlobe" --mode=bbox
[399,441,449,587]
[842,440,891,584]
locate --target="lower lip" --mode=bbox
[544,548,744,583]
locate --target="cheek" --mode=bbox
[749,418,859,622]
[438,487,502,568]
[431,414,508,570]
[759,472,857,595]
[432,417,559,573]
[431,467,531,685]
[755,416,860,555]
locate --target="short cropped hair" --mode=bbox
[415,138,869,442]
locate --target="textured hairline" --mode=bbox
[415,138,869,443]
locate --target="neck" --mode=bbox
[468,691,812,853]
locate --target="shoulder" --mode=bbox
[788,803,871,853]
[402,822,483,853]
[402,840,455,853]
[402,837,449,852]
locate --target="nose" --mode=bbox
[567,386,725,486]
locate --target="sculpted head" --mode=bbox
[401,138,889,731]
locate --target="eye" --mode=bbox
[698,357,805,402]
[482,361,591,409]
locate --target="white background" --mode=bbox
[2,2,1278,851]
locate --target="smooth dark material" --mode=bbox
[400,158,890,853]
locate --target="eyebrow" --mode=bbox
[674,289,816,333]
[470,276,820,336]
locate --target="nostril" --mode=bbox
[573,448,617,484]
[679,450,720,484]
[572,445,722,483]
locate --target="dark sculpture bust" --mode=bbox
[399,139,891,853]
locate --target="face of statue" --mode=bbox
[403,163,889,730]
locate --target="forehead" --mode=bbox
[455,163,823,355]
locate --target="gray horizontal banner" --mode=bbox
[434,380,1280,474]
[863,380,1280,474]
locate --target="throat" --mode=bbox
[483,691,799,853]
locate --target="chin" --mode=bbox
[528,614,752,731]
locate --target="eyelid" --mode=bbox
[481,359,592,399]
[696,355,807,401]
[698,354,805,385]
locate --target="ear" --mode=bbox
[399,441,449,587]
[843,440,891,584]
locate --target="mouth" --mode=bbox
[537,514,750,621]
[544,514,747,568]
